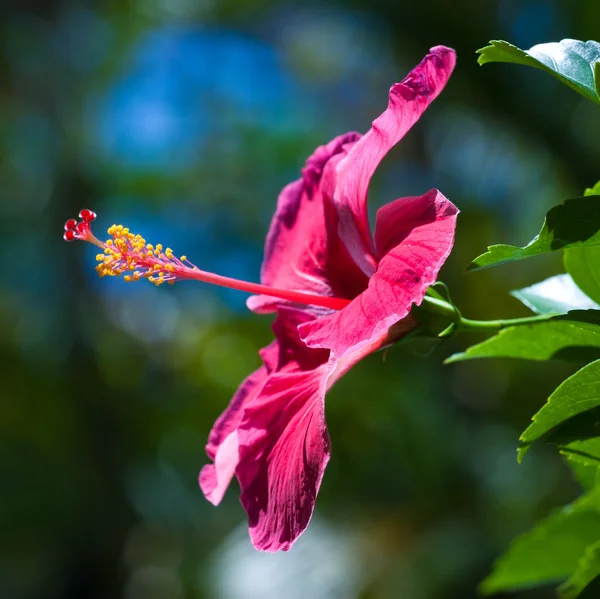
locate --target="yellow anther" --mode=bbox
[95,222,188,286]
[180,255,187,262]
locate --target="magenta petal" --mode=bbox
[299,189,458,359]
[329,46,456,267]
[199,431,239,506]
[236,364,332,552]
[373,188,458,257]
[247,132,370,314]
[199,342,278,505]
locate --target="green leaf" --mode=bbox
[512,275,600,315]
[468,196,600,271]
[477,39,600,104]
[559,540,600,599]
[578,576,600,598]
[519,360,600,460]
[562,438,600,472]
[480,491,600,595]
[565,248,600,305]
[446,311,600,364]
[564,183,600,305]
[584,182,600,196]
[565,452,600,491]
[536,410,600,460]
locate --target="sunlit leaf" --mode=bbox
[477,39,600,104]
[480,491,600,595]
[559,540,600,599]
[512,275,600,315]
[519,360,600,461]
[446,311,600,364]
[468,196,600,271]
[585,182,600,196]
[565,246,600,303]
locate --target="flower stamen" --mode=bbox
[63,209,352,311]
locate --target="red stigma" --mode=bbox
[63,209,98,243]
[79,209,97,221]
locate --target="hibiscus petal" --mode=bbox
[199,342,278,505]
[330,46,456,269]
[299,189,458,360]
[272,306,330,372]
[199,430,239,506]
[247,132,370,314]
[236,364,332,552]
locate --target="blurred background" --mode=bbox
[2,1,600,598]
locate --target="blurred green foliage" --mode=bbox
[3,1,600,598]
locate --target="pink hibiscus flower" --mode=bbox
[64,45,458,552]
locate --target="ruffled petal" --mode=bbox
[299,189,458,360]
[329,46,456,269]
[247,133,371,314]
[199,342,278,505]
[225,307,333,552]
[199,430,239,506]
[236,363,332,551]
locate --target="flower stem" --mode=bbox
[419,295,553,334]
[457,314,553,332]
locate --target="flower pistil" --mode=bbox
[63,209,351,310]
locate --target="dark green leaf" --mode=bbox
[477,39,600,104]
[542,410,600,452]
[480,491,600,595]
[519,361,600,461]
[578,576,600,598]
[467,196,600,271]
[559,540,600,599]
[446,311,600,364]
[512,275,599,315]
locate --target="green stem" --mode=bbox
[458,314,553,332]
[420,295,553,334]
